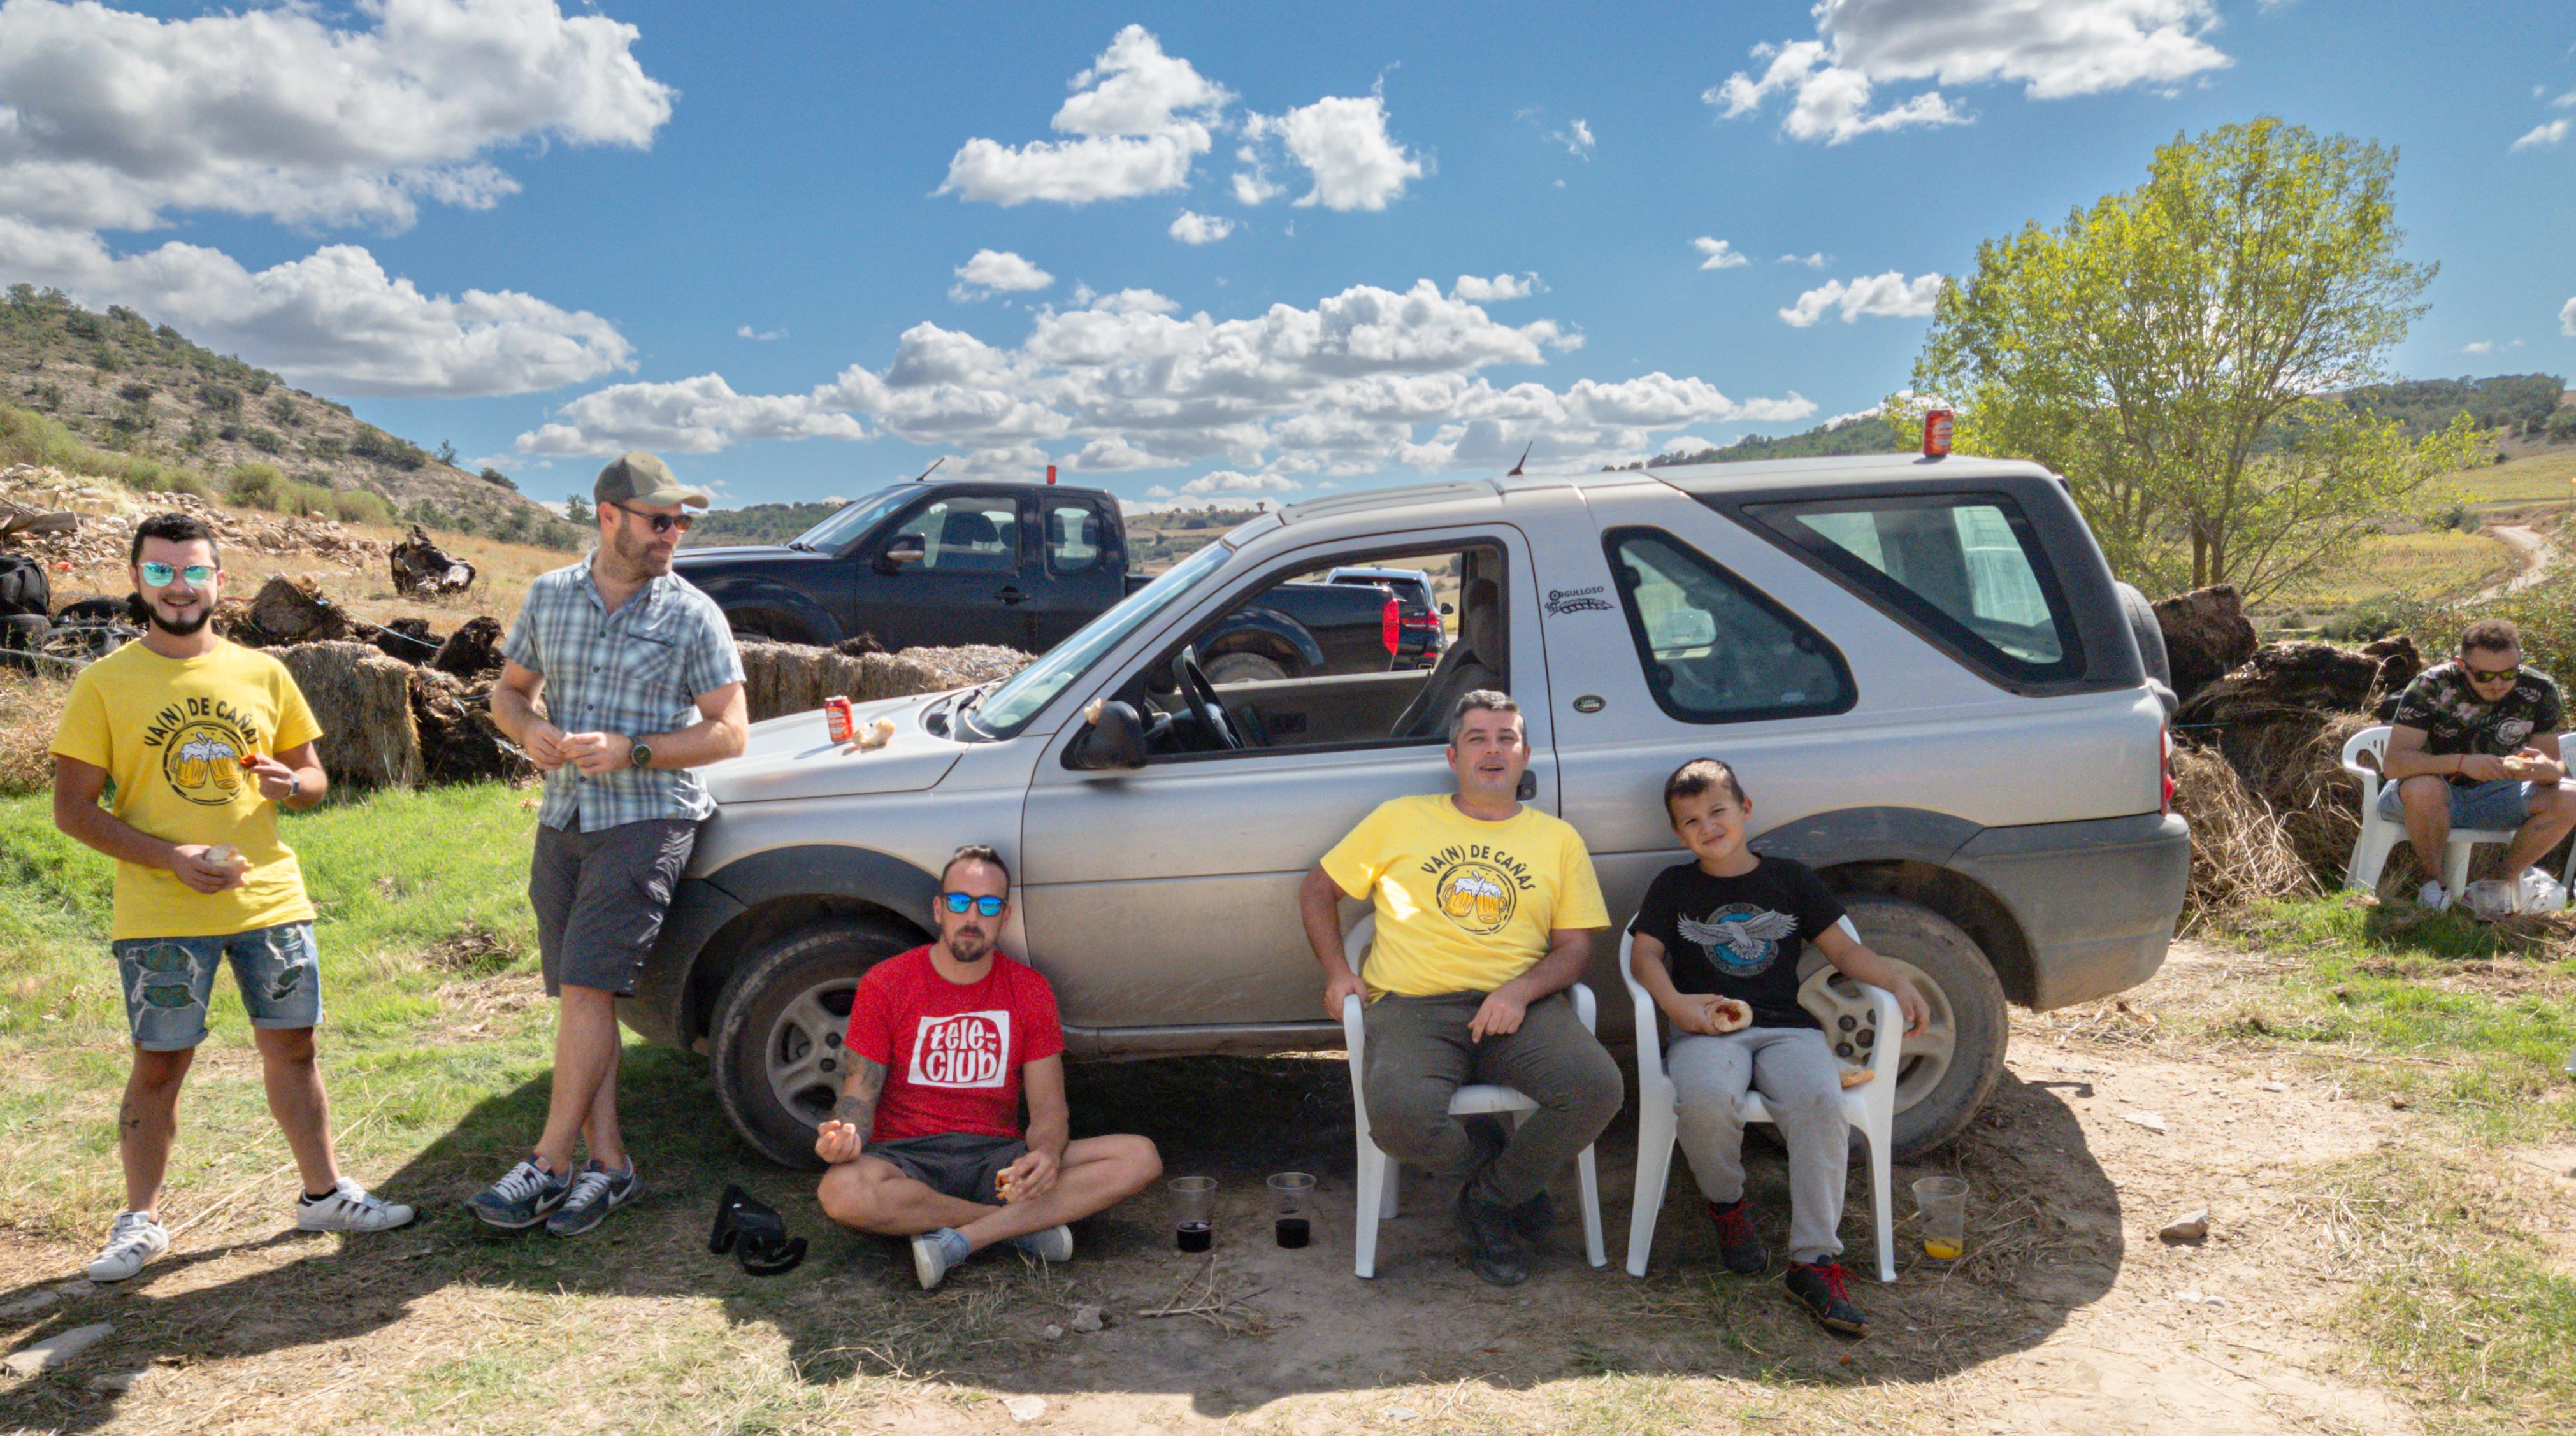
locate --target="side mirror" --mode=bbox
[1439,601,1455,615]
[875,534,926,573]
[1065,699,1148,771]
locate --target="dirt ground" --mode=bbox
[0,944,2480,1433]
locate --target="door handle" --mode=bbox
[998,586,1028,605]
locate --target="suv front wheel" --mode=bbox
[1798,895,2010,1160]
[708,917,920,1169]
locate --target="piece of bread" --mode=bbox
[1839,1067,1876,1088]
[1709,998,1753,1033]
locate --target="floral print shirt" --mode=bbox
[2388,659,2563,787]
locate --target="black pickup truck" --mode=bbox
[674,479,1437,679]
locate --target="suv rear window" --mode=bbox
[1604,528,1853,724]
[1749,494,2082,683]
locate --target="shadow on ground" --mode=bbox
[1,1050,2123,1427]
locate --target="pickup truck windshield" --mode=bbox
[789,487,912,552]
[964,540,1232,740]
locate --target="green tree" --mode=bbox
[1908,118,2480,601]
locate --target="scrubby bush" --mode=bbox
[117,381,154,403]
[329,489,394,525]
[479,466,517,491]
[245,427,284,454]
[349,426,428,470]
[226,461,287,508]
[197,382,241,413]
[2409,570,2576,679]
[305,434,345,459]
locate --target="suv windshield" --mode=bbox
[790,487,914,552]
[963,540,1233,740]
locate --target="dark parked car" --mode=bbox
[674,481,1434,677]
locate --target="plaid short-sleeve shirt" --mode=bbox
[501,559,746,831]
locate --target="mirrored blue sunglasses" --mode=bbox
[138,561,215,587]
[940,892,1005,917]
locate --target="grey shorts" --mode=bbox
[2377,777,2533,831]
[112,921,322,1052]
[530,817,699,998]
[865,1132,1028,1204]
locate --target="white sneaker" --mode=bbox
[87,1211,168,1282]
[2419,881,2452,913]
[1010,1224,1075,1263]
[296,1177,416,1233]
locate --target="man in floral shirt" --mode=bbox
[2378,618,2576,910]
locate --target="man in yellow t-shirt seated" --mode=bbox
[1298,689,1622,1286]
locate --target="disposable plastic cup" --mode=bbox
[1170,1175,1216,1252]
[1913,1175,1969,1260]
[1267,1172,1316,1249]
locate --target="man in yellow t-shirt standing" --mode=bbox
[50,513,414,1285]
[1299,689,1622,1285]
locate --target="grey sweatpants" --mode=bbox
[1669,1025,1846,1263]
[1361,990,1624,1209]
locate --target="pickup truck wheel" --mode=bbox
[1204,652,1289,686]
[709,918,919,1170]
[1801,895,2010,1160]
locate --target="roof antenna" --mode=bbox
[1506,442,1533,477]
[910,457,946,483]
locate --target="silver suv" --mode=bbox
[633,454,2190,1168]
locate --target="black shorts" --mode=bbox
[865,1132,1028,1203]
[529,817,699,998]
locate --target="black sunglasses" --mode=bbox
[2464,661,2519,684]
[612,501,693,534]
[940,892,1005,917]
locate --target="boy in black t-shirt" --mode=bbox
[1629,758,1929,1335]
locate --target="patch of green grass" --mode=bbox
[2436,447,2576,511]
[2200,896,2576,1142]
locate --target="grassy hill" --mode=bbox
[0,285,580,546]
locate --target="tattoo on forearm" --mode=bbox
[831,1058,886,1134]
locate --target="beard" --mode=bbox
[944,928,994,963]
[608,522,674,578]
[147,602,212,636]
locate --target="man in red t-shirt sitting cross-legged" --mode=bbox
[816,844,1163,1289]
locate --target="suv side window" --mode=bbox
[1044,499,1106,575]
[1604,528,1853,724]
[895,496,1020,573]
[1750,494,2080,682]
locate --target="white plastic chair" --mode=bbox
[1621,924,1900,1282]
[1339,916,1608,1279]
[2338,724,2569,894]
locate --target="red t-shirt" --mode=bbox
[844,946,1066,1143]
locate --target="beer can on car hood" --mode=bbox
[702,693,961,804]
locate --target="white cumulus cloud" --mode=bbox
[1779,271,1946,326]
[1780,251,1831,268]
[937,25,1230,206]
[1182,469,1299,495]
[738,324,783,341]
[1694,238,1750,270]
[1713,0,2228,144]
[0,0,667,397]
[1451,273,1536,302]
[515,278,1808,475]
[1241,91,1426,211]
[949,249,1055,302]
[1168,210,1235,245]
[2513,120,2570,152]
[0,218,630,397]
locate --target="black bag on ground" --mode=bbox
[0,553,48,619]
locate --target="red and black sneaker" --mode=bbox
[1706,1196,1767,1275]
[1785,1258,1867,1335]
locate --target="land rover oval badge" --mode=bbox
[1572,694,1606,714]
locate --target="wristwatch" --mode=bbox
[629,739,653,770]
[286,773,301,801]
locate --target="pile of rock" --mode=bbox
[0,464,387,575]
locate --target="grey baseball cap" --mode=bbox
[594,451,710,509]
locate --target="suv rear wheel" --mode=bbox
[708,917,919,1168]
[1799,895,2009,1160]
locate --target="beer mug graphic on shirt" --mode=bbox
[1435,862,1516,935]
[164,724,254,807]
[206,741,243,793]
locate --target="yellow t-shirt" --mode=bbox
[1321,793,1610,999]
[50,638,324,941]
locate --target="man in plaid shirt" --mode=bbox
[471,452,748,1236]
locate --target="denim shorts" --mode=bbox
[111,921,323,1051]
[2377,777,2533,831]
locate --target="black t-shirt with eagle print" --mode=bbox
[1630,855,1846,1031]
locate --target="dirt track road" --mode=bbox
[2472,522,2556,602]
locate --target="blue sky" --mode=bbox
[2,0,2572,510]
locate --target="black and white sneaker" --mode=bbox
[468,1158,571,1230]
[546,1160,639,1237]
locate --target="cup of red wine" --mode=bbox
[1267,1172,1315,1249]
[1169,1175,1216,1252]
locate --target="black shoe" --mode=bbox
[1707,1196,1767,1275]
[1509,1190,1553,1247]
[1462,1113,1509,1172]
[1785,1258,1867,1335]
[1455,1186,1528,1286]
